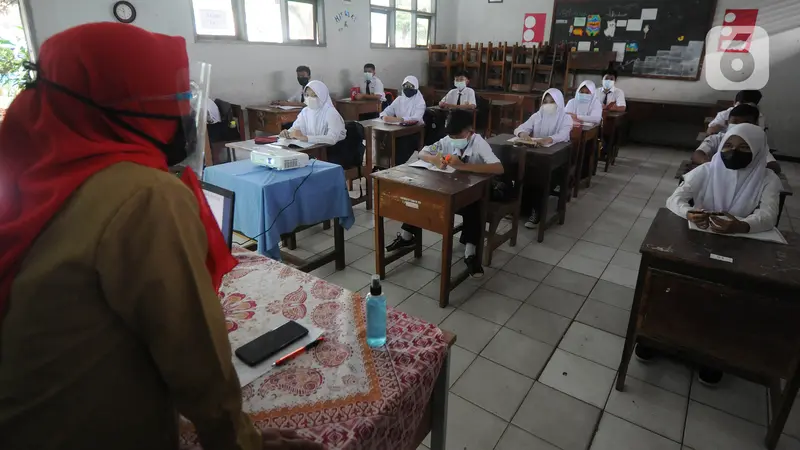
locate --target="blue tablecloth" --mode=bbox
[203,160,355,259]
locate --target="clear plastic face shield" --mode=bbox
[173,61,212,177]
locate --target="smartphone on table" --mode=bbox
[234,321,309,367]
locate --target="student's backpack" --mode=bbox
[327,121,365,170]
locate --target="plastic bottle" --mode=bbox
[366,275,387,348]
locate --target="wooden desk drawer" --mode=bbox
[639,268,800,378]
[378,182,449,234]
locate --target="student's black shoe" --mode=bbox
[698,367,724,386]
[465,255,484,278]
[634,343,656,363]
[524,212,540,229]
[386,233,414,252]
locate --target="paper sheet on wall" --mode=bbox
[617,20,627,26]
[577,41,591,51]
[641,8,658,20]
[573,17,586,27]
[612,42,627,62]
[688,220,787,245]
[408,159,456,173]
[626,19,643,31]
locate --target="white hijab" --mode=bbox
[535,88,569,138]
[299,80,335,136]
[574,80,598,115]
[695,123,770,216]
[400,75,424,102]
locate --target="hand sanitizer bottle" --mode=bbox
[366,275,387,348]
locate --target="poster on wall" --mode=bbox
[721,9,758,51]
[521,13,547,47]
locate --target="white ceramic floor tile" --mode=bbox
[589,280,635,311]
[576,299,630,337]
[385,262,438,291]
[495,425,560,450]
[505,305,571,346]
[606,376,688,442]
[610,249,642,271]
[558,253,609,278]
[526,284,587,319]
[590,413,681,450]
[487,249,515,269]
[539,349,616,408]
[481,327,555,378]
[439,310,502,353]
[690,374,768,425]
[625,355,692,397]
[324,267,373,292]
[483,270,540,301]
[559,322,625,370]
[542,267,598,296]
[581,226,628,248]
[343,242,373,265]
[394,293,455,325]
[407,247,462,273]
[512,382,602,450]
[503,256,554,281]
[600,264,639,289]
[448,345,477,388]
[441,393,509,450]
[452,356,534,420]
[459,289,523,325]
[419,275,480,308]
[519,244,568,265]
[683,401,766,450]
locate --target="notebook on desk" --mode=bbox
[688,220,787,245]
[408,159,456,173]
[507,136,554,147]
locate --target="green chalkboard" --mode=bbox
[551,0,717,80]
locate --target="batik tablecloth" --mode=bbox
[179,248,448,449]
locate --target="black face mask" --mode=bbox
[298,76,310,87]
[720,150,753,170]
[403,88,417,98]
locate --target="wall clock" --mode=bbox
[113,1,137,24]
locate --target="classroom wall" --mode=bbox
[28,0,445,105]
[453,0,800,156]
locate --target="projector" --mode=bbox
[250,147,310,170]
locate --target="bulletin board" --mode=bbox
[551,0,717,80]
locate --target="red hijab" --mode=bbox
[0,23,236,316]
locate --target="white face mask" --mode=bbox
[602,79,615,90]
[304,96,320,110]
[364,72,373,81]
[454,81,466,90]
[541,103,558,116]
[576,93,592,104]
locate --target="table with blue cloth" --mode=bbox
[203,159,355,271]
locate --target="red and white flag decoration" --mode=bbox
[522,13,547,47]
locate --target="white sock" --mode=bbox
[401,230,414,240]
[465,243,476,258]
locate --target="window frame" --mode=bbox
[370,0,436,50]
[190,0,327,47]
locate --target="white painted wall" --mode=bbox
[28,0,442,104]
[452,0,800,155]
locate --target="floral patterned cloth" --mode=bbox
[179,248,448,450]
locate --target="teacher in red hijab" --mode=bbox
[0,23,322,450]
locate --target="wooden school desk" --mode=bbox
[570,123,600,197]
[486,99,517,137]
[245,105,302,137]
[601,111,627,171]
[225,139,331,163]
[371,165,492,307]
[617,208,800,450]
[335,98,382,121]
[674,160,794,226]
[359,119,426,207]
[487,135,572,243]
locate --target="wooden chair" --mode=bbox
[463,42,484,89]
[484,42,508,90]
[509,44,536,93]
[450,43,465,76]
[483,145,527,266]
[428,44,453,90]
[209,103,247,164]
[562,51,616,97]
[532,43,560,94]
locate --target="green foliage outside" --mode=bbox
[0,31,31,96]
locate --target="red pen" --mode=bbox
[273,336,325,367]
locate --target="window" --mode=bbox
[370,0,435,48]
[191,0,325,45]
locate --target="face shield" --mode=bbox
[173,61,212,177]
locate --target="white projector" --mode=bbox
[250,147,310,170]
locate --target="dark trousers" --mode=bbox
[376,134,419,168]
[400,202,482,247]
[521,166,565,215]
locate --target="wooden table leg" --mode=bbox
[616,264,648,391]
[439,210,455,308]
[366,127,374,210]
[334,218,346,270]
[589,137,598,180]
[374,180,386,279]
[573,140,585,199]
[558,162,569,225]
[537,168,552,243]
[429,350,450,450]
[477,184,489,261]
[766,369,800,449]
[486,106,494,137]
[390,134,397,167]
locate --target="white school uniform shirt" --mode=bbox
[288,86,306,103]
[441,87,477,106]
[708,107,767,131]
[206,97,221,124]
[289,80,347,145]
[667,124,779,233]
[363,75,385,102]
[380,75,426,123]
[564,80,603,125]
[599,86,626,108]
[421,134,501,165]
[697,132,775,163]
[514,88,573,144]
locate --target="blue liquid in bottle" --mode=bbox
[366,275,387,348]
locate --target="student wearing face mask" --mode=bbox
[599,69,626,112]
[355,63,385,104]
[378,75,427,165]
[707,89,766,135]
[280,80,346,145]
[514,88,573,228]
[272,65,311,107]
[386,110,504,278]
[564,80,603,125]
[439,70,477,110]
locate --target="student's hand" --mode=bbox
[540,137,554,146]
[687,210,710,229]
[567,112,579,121]
[261,429,324,450]
[279,130,291,138]
[289,128,303,139]
[692,151,711,164]
[709,213,750,234]
[447,155,464,169]
[355,94,364,101]
[518,132,532,141]
[439,102,449,109]
[383,116,402,124]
